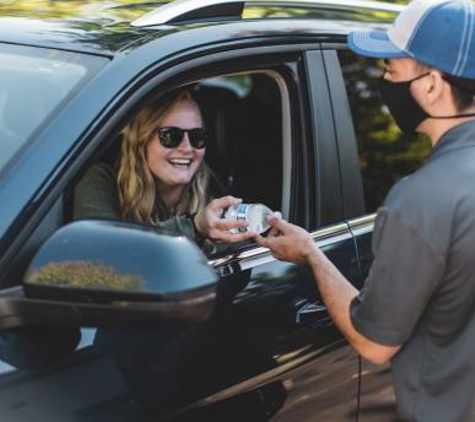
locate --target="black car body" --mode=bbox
[0,1,430,421]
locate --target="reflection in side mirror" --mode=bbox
[24,220,218,303]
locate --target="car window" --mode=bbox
[338,49,432,212]
[79,70,287,255]
[0,43,106,177]
[197,72,285,218]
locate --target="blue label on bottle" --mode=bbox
[236,204,248,232]
[236,204,248,221]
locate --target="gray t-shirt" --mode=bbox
[351,120,475,422]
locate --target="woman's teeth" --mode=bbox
[168,158,191,168]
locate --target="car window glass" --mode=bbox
[338,49,431,212]
[0,43,106,177]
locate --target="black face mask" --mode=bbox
[379,73,475,135]
[378,73,430,135]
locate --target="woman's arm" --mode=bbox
[74,163,199,240]
[74,164,255,245]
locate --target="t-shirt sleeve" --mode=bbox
[350,208,446,346]
[73,163,121,220]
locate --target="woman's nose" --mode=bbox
[177,133,193,151]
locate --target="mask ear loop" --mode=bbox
[411,73,475,120]
[379,72,431,85]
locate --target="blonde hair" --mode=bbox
[117,90,213,224]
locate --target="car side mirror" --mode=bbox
[0,220,218,330]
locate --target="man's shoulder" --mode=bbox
[383,168,440,212]
[384,150,471,213]
[380,149,475,256]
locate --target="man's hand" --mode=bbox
[254,216,317,266]
[194,196,256,243]
[255,215,401,364]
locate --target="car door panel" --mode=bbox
[174,222,362,420]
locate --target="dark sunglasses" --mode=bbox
[156,126,208,149]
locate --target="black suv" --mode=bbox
[0,1,429,421]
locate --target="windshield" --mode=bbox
[0,43,106,174]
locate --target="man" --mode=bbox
[255,0,475,420]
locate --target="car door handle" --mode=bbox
[295,300,332,329]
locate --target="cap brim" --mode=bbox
[348,30,410,59]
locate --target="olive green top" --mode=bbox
[73,163,196,241]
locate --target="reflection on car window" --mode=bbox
[0,358,14,375]
[338,49,431,212]
[243,5,398,22]
[0,43,106,177]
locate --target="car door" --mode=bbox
[0,40,362,422]
[167,46,364,421]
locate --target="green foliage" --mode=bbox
[0,0,167,21]
[339,50,431,211]
[27,260,143,291]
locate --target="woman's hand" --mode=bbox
[193,196,256,243]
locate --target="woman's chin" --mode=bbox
[169,176,194,188]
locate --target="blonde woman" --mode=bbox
[74,89,253,245]
[72,89,261,416]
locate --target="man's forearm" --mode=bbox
[306,245,400,364]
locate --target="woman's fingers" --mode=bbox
[213,219,248,231]
[213,230,256,243]
[209,195,242,212]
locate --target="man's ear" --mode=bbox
[425,70,446,106]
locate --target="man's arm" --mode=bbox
[255,217,400,365]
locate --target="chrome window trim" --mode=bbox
[347,213,375,237]
[131,0,404,27]
[209,221,352,270]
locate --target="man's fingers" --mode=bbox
[253,233,269,248]
[268,216,295,234]
[267,226,281,238]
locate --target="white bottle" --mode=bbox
[223,203,282,234]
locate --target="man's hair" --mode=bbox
[441,74,475,111]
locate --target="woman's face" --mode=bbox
[146,99,206,194]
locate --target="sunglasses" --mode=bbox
[156,126,208,149]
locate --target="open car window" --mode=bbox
[196,72,286,219]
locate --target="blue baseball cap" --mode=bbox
[348,0,475,79]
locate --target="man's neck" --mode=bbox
[422,115,475,147]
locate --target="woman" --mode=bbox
[73,89,264,418]
[74,89,253,246]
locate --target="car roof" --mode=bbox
[0,0,398,56]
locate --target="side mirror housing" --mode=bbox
[0,220,218,329]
